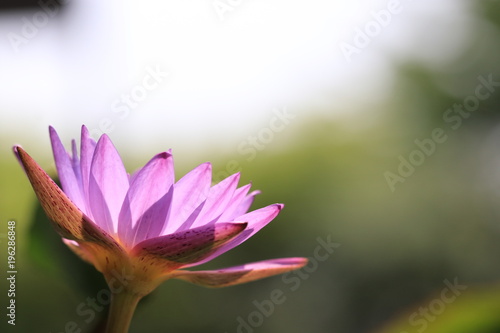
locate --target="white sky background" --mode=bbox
[0,0,473,162]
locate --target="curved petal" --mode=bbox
[162,162,212,235]
[49,126,85,210]
[219,184,252,221]
[118,152,174,247]
[186,203,284,267]
[234,203,284,235]
[70,139,83,192]
[79,125,97,216]
[231,190,261,219]
[131,222,247,270]
[170,258,308,288]
[88,134,129,234]
[181,172,240,231]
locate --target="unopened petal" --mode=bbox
[219,184,252,221]
[118,152,174,247]
[88,134,129,235]
[179,172,240,231]
[231,190,261,219]
[170,258,308,288]
[79,125,97,214]
[49,126,86,211]
[162,162,212,235]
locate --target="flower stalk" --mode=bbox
[105,289,141,333]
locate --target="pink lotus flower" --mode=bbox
[14,125,306,332]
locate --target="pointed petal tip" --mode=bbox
[80,124,97,146]
[156,151,173,159]
[213,171,241,188]
[13,145,28,161]
[98,133,110,143]
[202,161,212,170]
[238,183,252,192]
[12,145,24,170]
[196,161,213,176]
[48,126,61,143]
[93,132,115,148]
[48,126,65,154]
[248,189,260,196]
[48,125,57,137]
[81,124,91,138]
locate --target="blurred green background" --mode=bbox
[2,1,500,333]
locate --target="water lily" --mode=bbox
[14,125,307,333]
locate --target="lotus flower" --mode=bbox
[14,125,307,332]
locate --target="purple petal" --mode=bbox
[118,152,174,247]
[88,134,129,235]
[186,203,284,267]
[49,126,86,211]
[70,140,81,176]
[132,222,247,268]
[171,258,308,288]
[162,162,212,235]
[219,184,252,221]
[231,190,261,218]
[79,125,97,215]
[182,172,241,230]
[234,203,284,235]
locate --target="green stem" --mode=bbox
[105,290,142,333]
